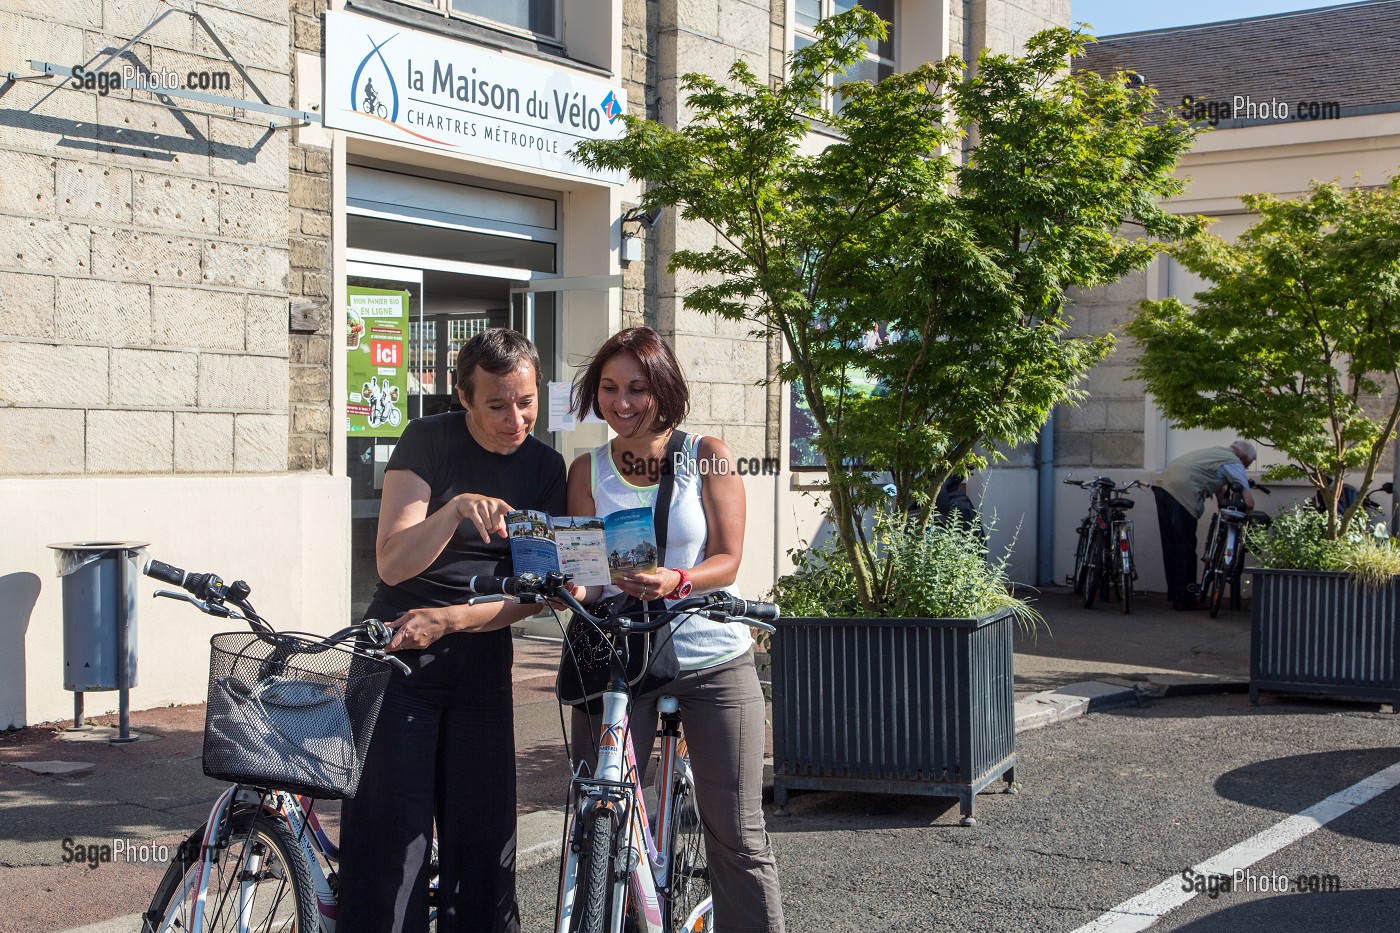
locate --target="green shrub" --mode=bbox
[1251,504,1400,588]
[1249,506,1345,572]
[769,510,1044,632]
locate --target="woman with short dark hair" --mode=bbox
[567,326,786,932]
[339,328,566,933]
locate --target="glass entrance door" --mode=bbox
[346,262,423,618]
[344,262,566,620]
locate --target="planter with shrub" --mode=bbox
[767,515,1039,825]
[1249,506,1400,704]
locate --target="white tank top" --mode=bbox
[590,434,752,671]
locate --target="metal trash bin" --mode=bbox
[48,541,149,743]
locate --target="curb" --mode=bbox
[517,807,568,872]
[1014,676,1249,733]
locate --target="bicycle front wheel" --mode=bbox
[1070,524,1090,594]
[1082,532,1102,609]
[1207,529,1235,618]
[144,810,316,933]
[574,809,615,933]
[663,767,711,932]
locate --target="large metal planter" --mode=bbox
[1250,568,1400,705]
[770,609,1017,825]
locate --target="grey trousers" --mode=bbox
[570,649,785,933]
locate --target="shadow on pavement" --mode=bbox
[1172,888,1400,930]
[768,789,971,832]
[1211,745,1400,844]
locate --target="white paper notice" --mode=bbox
[548,382,575,432]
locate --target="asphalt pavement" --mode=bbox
[2,585,1329,933]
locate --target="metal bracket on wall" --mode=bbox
[5,7,321,130]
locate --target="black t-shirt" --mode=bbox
[373,411,567,610]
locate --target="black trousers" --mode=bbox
[1153,486,1199,605]
[339,613,518,933]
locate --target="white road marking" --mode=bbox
[1071,759,1400,932]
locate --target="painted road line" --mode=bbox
[1072,759,1400,933]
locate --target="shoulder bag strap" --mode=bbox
[653,430,689,566]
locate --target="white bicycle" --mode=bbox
[465,571,778,933]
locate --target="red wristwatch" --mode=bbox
[664,568,692,600]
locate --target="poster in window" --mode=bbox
[346,286,410,437]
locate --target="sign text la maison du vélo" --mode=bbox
[410,59,614,136]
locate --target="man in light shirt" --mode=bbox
[1153,440,1256,610]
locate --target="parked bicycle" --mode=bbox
[137,558,413,933]
[1065,476,1145,613]
[1311,480,1392,530]
[1192,480,1272,617]
[464,570,778,933]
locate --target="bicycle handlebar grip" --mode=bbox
[143,558,187,587]
[467,575,512,596]
[717,596,780,622]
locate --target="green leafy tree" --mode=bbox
[1128,177,1400,539]
[576,10,1197,614]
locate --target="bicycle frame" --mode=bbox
[557,687,696,933]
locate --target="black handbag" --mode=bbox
[555,431,689,712]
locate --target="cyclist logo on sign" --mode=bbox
[351,33,398,121]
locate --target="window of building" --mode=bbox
[794,0,895,109]
[451,0,556,40]
[389,0,560,43]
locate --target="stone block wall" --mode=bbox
[1057,269,1150,469]
[651,0,781,462]
[0,0,293,476]
[288,0,333,471]
[970,0,1071,56]
[618,0,660,332]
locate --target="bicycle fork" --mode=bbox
[167,788,334,933]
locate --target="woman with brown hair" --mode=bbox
[568,326,785,933]
[339,328,566,933]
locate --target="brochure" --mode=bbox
[506,507,657,586]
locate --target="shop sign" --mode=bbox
[346,286,410,438]
[324,11,627,184]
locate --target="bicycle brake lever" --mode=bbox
[153,590,232,617]
[467,594,508,606]
[733,616,777,633]
[379,652,412,675]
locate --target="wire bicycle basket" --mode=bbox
[202,631,392,799]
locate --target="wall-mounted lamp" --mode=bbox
[620,206,662,264]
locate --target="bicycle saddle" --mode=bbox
[1247,511,1272,525]
[1108,498,1134,509]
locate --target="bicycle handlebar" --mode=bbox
[142,558,410,673]
[1063,476,1145,493]
[465,572,780,632]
